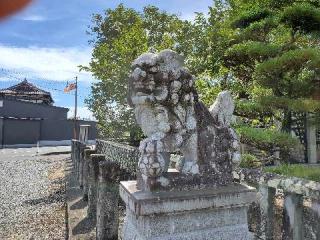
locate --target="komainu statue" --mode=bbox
[128,50,240,191]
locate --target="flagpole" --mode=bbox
[73,76,78,139]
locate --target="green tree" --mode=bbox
[82,4,190,142]
[222,0,320,131]
[83,1,233,142]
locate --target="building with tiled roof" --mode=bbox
[0,79,53,105]
[0,80,96,147]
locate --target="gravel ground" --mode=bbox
[0,147,69,240]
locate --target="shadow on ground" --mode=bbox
[70,197,87,210]
[72,216,95,235]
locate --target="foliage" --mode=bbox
[82,4,189,140]
[195,76,222,106]
[232,8,271,29]
[225,0,320,90]
[240,153,261,168]
[254,48,320,98]
[281,3,320,34]
[235,99,274,119]
[265,164,320,182]
[258,96,320,112]
[237,17,278,42]
[220,0,320,135]
[83,1,235,139]
[235,125,300,151]
[84,0,320,151]
[224,41,281,83]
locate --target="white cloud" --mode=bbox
[0,44,94,82]
[68,106,96,121]
[19,14,47,22]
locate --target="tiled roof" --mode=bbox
[0,79,50,95]
[0,79,53,104]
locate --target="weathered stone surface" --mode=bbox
[78,145,90,188]
[128,50,240,191]
[96,161,120,240]
[283,193,304,240]
[209,91,235,127]
[95,139,139,178]
[73,141,83,179]
[257,185,276,240]
[120,181,255,240]
[122,50,256,240]
[236,168,320,200]
[237,168,320,239]
[83,149,96,201]
[87,154,105,221]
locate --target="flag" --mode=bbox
[64,83,76,93]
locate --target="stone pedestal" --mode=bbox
[120,181,256,240]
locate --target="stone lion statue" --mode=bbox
[128,50,240,191]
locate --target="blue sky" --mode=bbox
[0,0,213,119]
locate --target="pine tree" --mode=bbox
[223,0,320,132]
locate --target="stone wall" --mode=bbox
[235,168,320,240]
[72,139,320,240]
[71,139,142,239]
[96,139,139,178]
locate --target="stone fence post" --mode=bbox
[96,160,120,240]
[71,141,75,162]
[283,192,304,240]
[83,149,96,201]
[311,200,320,240]
[76,143,84,180]
[79,145,90,189]
[87,154,105,222]
[257,185,276,240]
[74,141,80,172]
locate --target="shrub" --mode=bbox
[235,125,300,151]
[235,99,274,118]
[240,154,261,168]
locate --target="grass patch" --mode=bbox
[240,154,262,168]
[264,164,320,182]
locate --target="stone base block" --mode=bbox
[120,181,256,240]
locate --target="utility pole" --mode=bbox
[73,76,78,139]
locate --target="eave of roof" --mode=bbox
[0,79,51,95]
[0,80,54,103]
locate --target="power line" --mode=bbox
[0,71,87,99]
[0,68,77,85]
